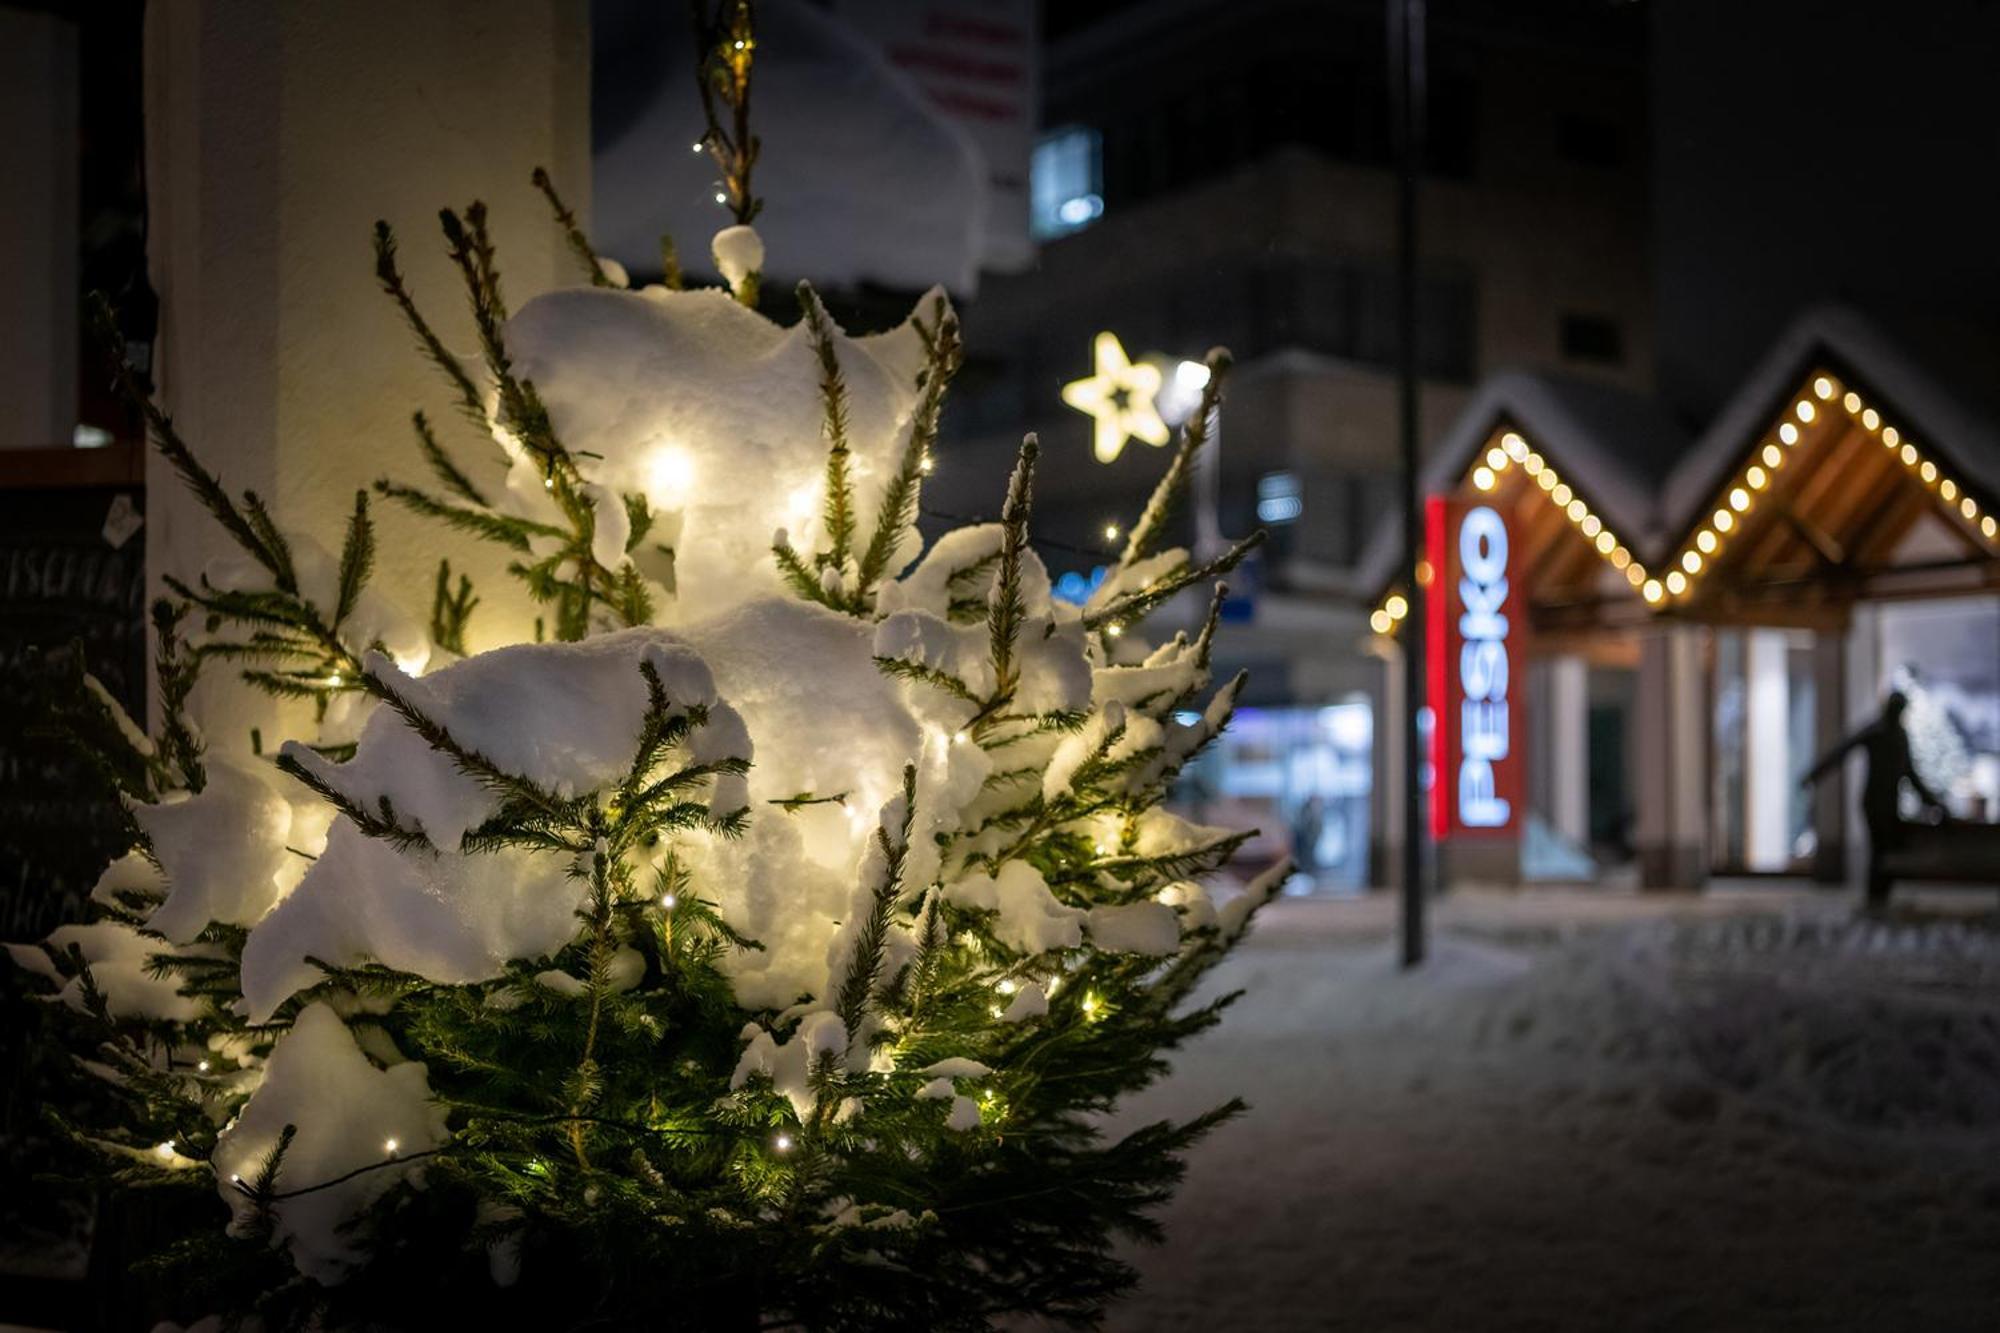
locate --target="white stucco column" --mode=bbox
[144,1,591,747]
[1743,628,1791,871]
[1547,654,1590,849]
[1635,624,1709,888]
[0,7,78,452]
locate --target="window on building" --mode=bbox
[1556,113,1625,168]
[1560,313,1624,365]
[1256,472,1303,525]
[1030,126,1104,240]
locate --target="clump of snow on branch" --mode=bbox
[211,1003,448,1284]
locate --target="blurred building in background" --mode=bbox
[928,0,1654,891]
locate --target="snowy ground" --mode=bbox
[1095,884,2000,1332]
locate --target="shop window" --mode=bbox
[1031,126,1104,240]
[1877,597,2000,822]
[1560,313,1624,365]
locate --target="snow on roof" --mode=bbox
[1353,370,1689,597]
[1662,303,2000,537]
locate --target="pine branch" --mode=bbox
[872,655,981,706]
[410,410,491,506]
[530,166,613,287]
[800,283,856,572]
[987,435,1038,701]
[692,0,763,226]
[834,765,918,1035]
[372,221,490,431]
[853,297,960,604]
[430,560,478,656]
[333,490,375,627]
[1119,348,1230,568]
[88,295,282,578]
[1083,531,1264,633]
[373,478,559,552]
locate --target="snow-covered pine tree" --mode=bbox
[10,13,1280,1328]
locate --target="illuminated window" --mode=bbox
[1031,127,1103,240]
[1256,471,1303,525]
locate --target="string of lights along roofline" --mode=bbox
[1368,428,1650,636]
[1370,371,2000,635]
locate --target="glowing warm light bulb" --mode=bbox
[1941,479,1957,502]
[1795,400,1816,423]
[1900,443,1919,467]
[384,1138,400,1156]
[156,1141,176,1160]
[1920,461,1938,484]
[1862,408,1880,431]
[1642,579,1664,604]
[714,192,728,205]
[1524,452,1544,476]
[662,892,678,910]
[1665,570,1688,595]
[773,1133,793,1153]
[1472,466,1496,492]
[1486,447,1508,470]
[1983,516,1998,539]
[197,1060,211,1073]
[1623,560,1643,584]
[951,730,968,744]
[1385,594,1409,620]
[1778,423,1799,446]
[1962,497,1979,520]
[1763,444,1784,467]
[691,142,704,153]
[1551,482,1573,506]
[1747,466,1767,490]
[1504,433,1529,461]
[1715,509,1735,533]
[1696,530,1717,554]
[1104,623,1124,638]
[1682,551,1702,574]
[1729,488,1750,512]
[1843,391,1861,413]
[1883,426,1901,447]
[1813,377,1834,400]
[648,445,695,500]
[918,453,934,474]
[1593,528,1614,553]
[1102,522,1122,543]
[996,978,1017,995]
[1566,500,1588,523]
[1370,610,1392,634]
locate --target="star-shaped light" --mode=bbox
[1062,332,1168,463]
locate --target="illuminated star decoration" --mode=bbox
[1062,332,1169,463]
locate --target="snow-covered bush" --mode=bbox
[12,141,1276,1333]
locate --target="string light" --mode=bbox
[1369,609,1392,635]
[1102,522,1121,542]
[384,1138,400,1157]
[1862,408,1880,431]
[1778,423,1799,445]
[1747,466,1768,490]
[1665,570,1688,595]
[1385,594,1409,620]
[1696,530,1717,554]
[1472,465,1496,491]
[773,1133,793,1153]
[662,891,678,910]
[1763,443,1784,467]
[1813,377,1835,400]
[155,1141,176,1160]
[996,978,1017,995]
[197,1059,211,1073]
[1104,623,1124,638]
[918,453,935,475]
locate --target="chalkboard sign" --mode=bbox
[0,483,147,942]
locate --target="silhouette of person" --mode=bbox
[1802,691,1945,909]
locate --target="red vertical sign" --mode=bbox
[1426,496,1523,840]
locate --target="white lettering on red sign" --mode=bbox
[1456,506,1511,827]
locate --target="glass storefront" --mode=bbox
[1170,699,1375,893]
[1876,596,2000,824]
